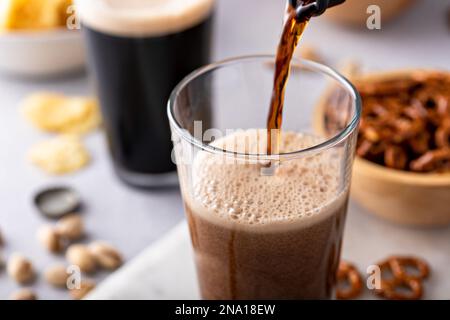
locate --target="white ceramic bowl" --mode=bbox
[0,28,85,77]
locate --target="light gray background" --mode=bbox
[1,0,450,300]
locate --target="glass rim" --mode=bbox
[167,54,362,161]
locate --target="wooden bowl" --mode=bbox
[316,69,450,227]
[353,156,450,227]
[324,0,417,27]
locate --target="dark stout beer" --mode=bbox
[267,1,313,155]
[77,0,214,187]
[182,1,351,300]
[185,131,349,299]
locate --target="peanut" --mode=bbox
[66,244,96,273]
[9,288,37,300]
[56,214,84,241]
[7,253,35,284]
[69,280,95,300]
[37,225,64,253]
[45,264,69,288]
[89,241,123,270]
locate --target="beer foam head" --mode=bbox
[185,129,346,229]
[76,0,214,37]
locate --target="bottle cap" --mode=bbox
[34,186,81,219]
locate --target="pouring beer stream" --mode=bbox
[266,0,346,156]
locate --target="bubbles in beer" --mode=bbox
[189,129,343,227]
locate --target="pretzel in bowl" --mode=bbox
[325,70,450,173]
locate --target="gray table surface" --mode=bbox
[1,0,450,300]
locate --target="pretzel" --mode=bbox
[356,140,373,157]
[393,113,425,142]
[410,148,450,172]
[375,256,430,300]
[376,278,423,300]
[325,71,450,173]
[336,261,363,300]
[389,256,430,281]
[409,132,430,155]
[384,145,408,170]
[435,118,450,148]
[436,95,450,116]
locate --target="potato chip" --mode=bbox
[22,92,101,135]
[59,98,101,134]
[0,0,73,31]
[29,135,90,175]
[56,0,73,26]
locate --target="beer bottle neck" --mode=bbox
[289,0,346,20]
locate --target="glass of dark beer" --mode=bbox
[168,56,361,299]
[76,0,214,187]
